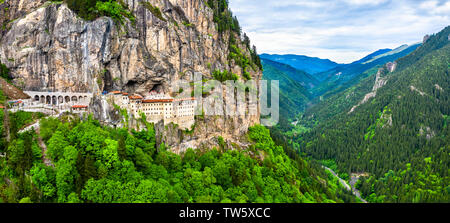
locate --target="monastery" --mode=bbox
[7,89,197,130]
[108,91,197,130]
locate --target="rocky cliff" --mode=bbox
[0,0,262,153]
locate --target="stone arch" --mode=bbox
[71,96,78,102]
[79,96,83,103]
[46,96,51,104]
[40,95,45,103]
[58,96,64,104]
[65,96,70,103]
[34,95,40,101]
[52,96,57,105]
[84,96,88,102]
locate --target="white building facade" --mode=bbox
[108,91,196,130]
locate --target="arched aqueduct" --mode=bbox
[24,91,93,106]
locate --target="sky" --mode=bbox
[229,0,450,63]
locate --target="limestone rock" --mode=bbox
[0,0,262,152]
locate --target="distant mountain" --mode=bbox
[261,58,319,89]
[313,43,421,96]
[361,45,411,64]
[351,49,392,65]
[295,26,450,203]
[261,59,313,120]
[260,54,341,75]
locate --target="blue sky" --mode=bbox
[229,0,450,63]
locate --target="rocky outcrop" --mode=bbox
[0,77,30,100]
[0,0,262,152]
[0,0,47,34]
[435,84,444,92]
[419,126,435,140]
[386,61,397,73]
[349,62,395,114]
[423,35,430,44]
[410,85,427,96]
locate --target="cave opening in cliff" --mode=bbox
[150,84,164,94]
[102,70,114,93]
[125,80,138,93]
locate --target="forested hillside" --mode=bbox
[296,66,381,129]
[262,59,315,120]
[289,26,450,203]
[262,59,319,88]
[312,44,421,97]
[0,112,357,203]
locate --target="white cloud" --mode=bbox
[229,0,450,63]
[420,0,450,14]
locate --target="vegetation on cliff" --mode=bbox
[0,63,10,81]
[206,0,262,73]
[63,0,134,25]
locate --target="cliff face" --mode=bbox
[0,0,262,153]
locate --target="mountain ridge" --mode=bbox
[261,58,319,88]
[261,58,312,120]
[260,53,341,75]
[288,26,450,203]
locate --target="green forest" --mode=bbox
[275,26,450,203]
[0,109,358,203]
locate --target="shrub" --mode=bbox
[64,0,135,25]
[212,70,238,82]
[140,2,166,22]
[0,63,10,81]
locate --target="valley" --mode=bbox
[266,26,450,203]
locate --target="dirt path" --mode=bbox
[349,174,368,203]
[36,132,54,168]
[14,109,62,167]
[322,166,368,203]
[323,166,351,191]
[15,115,54,168]
[3,102,10,142]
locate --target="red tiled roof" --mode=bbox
[129,95,143,100]
[122,93,129,96]
[111,91,122,94]
[0,106,5,109]
[142,99,174,103]
[72,105,88,108]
